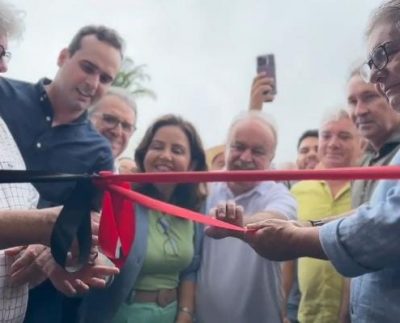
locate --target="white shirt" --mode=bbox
[0,117,38,323]
[197,181,297,323]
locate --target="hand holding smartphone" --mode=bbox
[256,54,277,95]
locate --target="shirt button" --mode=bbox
[36,142,42,149]
[45,116,51,122]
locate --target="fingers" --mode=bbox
[250,73,276,109]
[206,201,245,240]
[10,245,46,275]
[84,277,107,289]
[91,212,100,236]
[252,72,274,86]
[215,201,244,225]
[58,279,78,297]
[92,235,99,246]
[214,200,236,220]
[88,250,99,266]
[71,279,90,294]
[225,201,236,220]
[10,245,49,286]
[246,219,273,230]
[4,246,26,257]
[89,265,119,277]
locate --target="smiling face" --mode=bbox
[52,34,121,114]
[319,117,361,168]
[296,136,319,170]
[368,23,400,112]
[143,125,192,197]
[347,74,398,150]
[226,117,276,195]
[90,94,136,157]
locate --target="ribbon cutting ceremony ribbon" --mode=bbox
[2,166,400,268]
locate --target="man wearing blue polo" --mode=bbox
[0,25,124,323]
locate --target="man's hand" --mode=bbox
[176,312,193,323]
[35,248,119,297]
[69,211,100,263]
[249,73,276,110]
[6,244,48,287]
[245,219,324,261]
[205,201,244,239]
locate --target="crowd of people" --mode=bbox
[0,0,400,323]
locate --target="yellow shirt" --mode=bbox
[291,180,351,323]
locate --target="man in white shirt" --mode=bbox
[197,111,297,323]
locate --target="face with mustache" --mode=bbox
[52,34,121,114]
[226,118,275,196]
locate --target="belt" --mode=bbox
[127,289,177,307]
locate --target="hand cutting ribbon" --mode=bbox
[2,166,400,269]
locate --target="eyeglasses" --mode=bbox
[98,113,136,134]
[156,216,179,257]
[360,40,400,82]
[0,45,11,63]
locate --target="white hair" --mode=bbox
[89,87,137,122]
[320,107,351,128]
[0,0,25,40]
[366,0,400,38]
[226,110,278,152]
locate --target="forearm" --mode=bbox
[291,226,327,259]
[0,209,55,248]
[244,210,287,225]
[176,280,195,322]
[281,261,294,319]
[304,209,355,227]
[339,279,351,323]
[243,224,327,261]
[281,261,294,302]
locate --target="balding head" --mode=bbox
[225,111,277,195]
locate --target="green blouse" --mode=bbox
[134,210,194,290]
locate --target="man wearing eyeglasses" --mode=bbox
[89,87,137,158]
[0,4,13,74]
[208,2,400,322]
[0,44,11,72]
[0,2,41,323]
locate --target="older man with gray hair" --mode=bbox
[290,108,362,323]
[197,111,297,323]
[89,87,137,158]
[0,2,39,322]
[209,2,400,321]
[0,0,24,73]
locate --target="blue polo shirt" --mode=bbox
[0,77,114,206]
[0,77,114,323]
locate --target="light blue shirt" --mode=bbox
[320,151,400,322]
[197,181,297,323]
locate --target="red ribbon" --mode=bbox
[98,181,135,268]
[95,166,400,267]
[96,166,400,183]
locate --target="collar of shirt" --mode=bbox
[363,127,400,161]
[35,78,89,126]
[214,180,277,201]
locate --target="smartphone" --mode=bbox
[256,54,277,95]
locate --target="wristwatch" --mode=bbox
[309,219,324,227]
